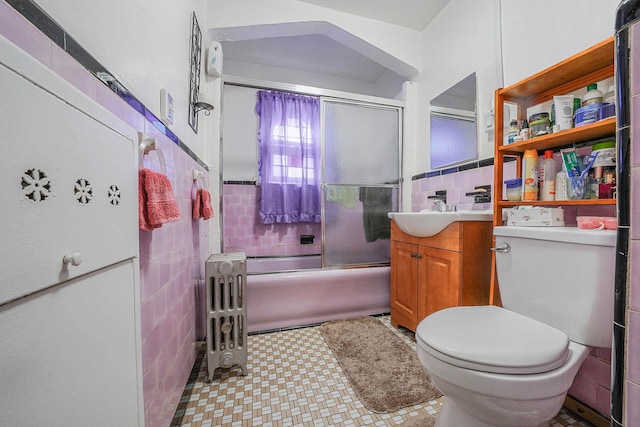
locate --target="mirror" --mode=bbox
[429,73,477,170]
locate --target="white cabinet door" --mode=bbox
[0,259,142,426]
[0,37,138,305]
[0,36,142,426]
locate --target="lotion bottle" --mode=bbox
[582,83,603,106]
[522,149,539,201]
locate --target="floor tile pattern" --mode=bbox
[171,316,594,427]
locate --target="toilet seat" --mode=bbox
[416,306,570,374]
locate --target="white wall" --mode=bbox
[32,0,211,161]
[407,0,502,207]
[35,0,621,215]
[405,0,621,210]
[223,59,380,96]
[222,85,259,181]
[206,0,423,77]
[501,0,620,87]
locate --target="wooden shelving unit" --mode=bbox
[491,37,616,306]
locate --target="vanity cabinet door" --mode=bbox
[418,247,460,322]
[390,241,419,330]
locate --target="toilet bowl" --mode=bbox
[415,226,616,427]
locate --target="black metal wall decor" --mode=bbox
[188,12,202,133]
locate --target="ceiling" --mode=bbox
[296,0,451,31]
[218,1,452,85]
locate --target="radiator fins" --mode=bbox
[205,253,247,378]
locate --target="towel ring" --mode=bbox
[138,133,166,174]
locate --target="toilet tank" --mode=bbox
[494,226,616,348]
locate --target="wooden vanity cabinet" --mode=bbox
[390,220,492,332]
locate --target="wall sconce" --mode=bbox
[194,92,214,116]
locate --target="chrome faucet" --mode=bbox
[433,199,447,212]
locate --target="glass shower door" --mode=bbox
[322,99,401,267]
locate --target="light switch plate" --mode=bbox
[160,88,174,125]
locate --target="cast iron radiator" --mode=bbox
[205,253,247,379]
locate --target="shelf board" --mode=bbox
[498,117,616,154]
[499,37,614,100]
[496,199,616,208]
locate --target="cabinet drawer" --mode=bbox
[0,46,137,304]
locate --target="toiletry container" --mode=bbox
[604,85,615,104]
[507,119,519,144]
[522,149,539,201]
[520,119,530,140]
[529,113,551,137]
[582,83,603,106]
[575,103,604,127]
[504,178,522,201]
[540,150,556,201]
[591,141,615,198]
[553,96,576,131]
[555,162,570,201]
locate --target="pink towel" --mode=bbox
[192,189,214,220]
[139,169,180,230]
[192,190,202,219]
[200,189,214,220]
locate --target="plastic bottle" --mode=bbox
[520,119,530,140]
[540,150,556,201]
[555,162,570,201]
[582,83,603,106]
[604,85,615,104]
[522,149,539,201]
[507,119,519,144]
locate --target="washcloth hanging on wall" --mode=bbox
[359,186,393,242]
[138,168,180,231]
[193,189,214,220]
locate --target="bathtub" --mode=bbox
[246,256,390,333]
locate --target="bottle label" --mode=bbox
[522,158,539,201]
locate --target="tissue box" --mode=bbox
[507,207,565,226]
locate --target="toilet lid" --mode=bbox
[416,306,570,374]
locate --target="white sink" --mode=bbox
[387,210,493,237]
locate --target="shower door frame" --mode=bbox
[319,97,403,268]
[220,76,404,265]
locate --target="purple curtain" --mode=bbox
[256,90,321,224]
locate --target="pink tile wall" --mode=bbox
[138,127,210,427]
[223,183,321,257]
[627,21,640,427]
[411,163,503,212]
[0,4,210,426]
[569,347,612,417]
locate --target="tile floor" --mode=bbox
[171,316,595,427]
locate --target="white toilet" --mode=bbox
[416,226,616,427]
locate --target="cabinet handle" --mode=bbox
[63,252,83,266]
[416,254,423,259]
[490,243,511,253]
[410,253,423,259]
